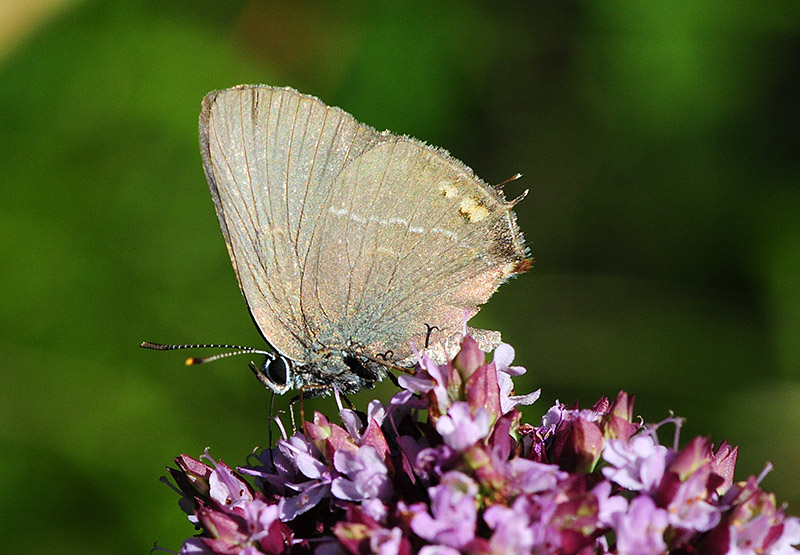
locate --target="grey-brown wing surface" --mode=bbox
[299,136,529,364]
[199,85,384,361]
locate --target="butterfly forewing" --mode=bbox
[200,86,382,361]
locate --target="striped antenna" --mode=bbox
[140,341,272,365]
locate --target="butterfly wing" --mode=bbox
[199,85,383,361]
[300,136,529,364]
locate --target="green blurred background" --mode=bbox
[2,1,799,552]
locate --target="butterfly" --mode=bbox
[143,85,529,396]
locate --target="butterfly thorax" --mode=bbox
[288,343,387,395]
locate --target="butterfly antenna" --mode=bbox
[140,341,271,365]
[185,349,269,366]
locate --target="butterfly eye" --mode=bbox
[265,355,290,388]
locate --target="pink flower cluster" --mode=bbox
[166,337,800,554]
